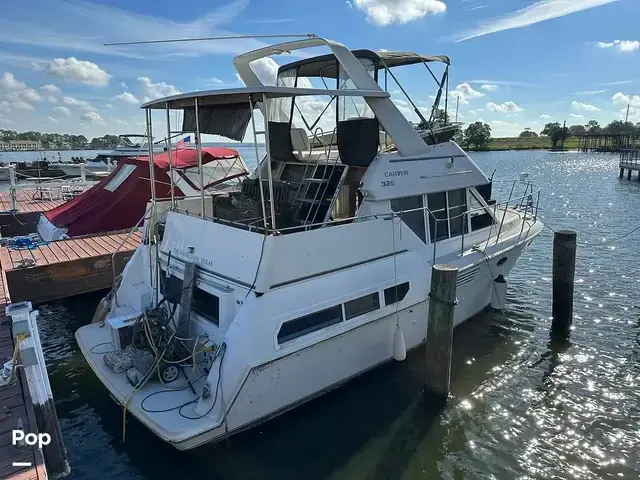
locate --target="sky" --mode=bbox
[0,0,638,139]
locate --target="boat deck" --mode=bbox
[0,189,67,238]
[0,263,47,480]
[0,231,142,304]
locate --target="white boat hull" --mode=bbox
[76,233,534,450]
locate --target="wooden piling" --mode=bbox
[627,169,632,180]
[424,264,458,405]
[619,168,624,178]
[552,230,577,331]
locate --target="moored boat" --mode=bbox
[75,36,543,450]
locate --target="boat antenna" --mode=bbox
[104,33,317,47]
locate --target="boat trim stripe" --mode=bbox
[269,249,409,289]
[389,154,467,163]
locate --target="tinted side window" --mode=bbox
[448,189,468,238]
[192,287,220,325]
[384,282,410,305]
[390,196,427,243]
[345,293,380,320]
[278,305,344,344]
[427,192,448,241]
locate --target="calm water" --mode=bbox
[37,150,640,479]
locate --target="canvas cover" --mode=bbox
[44,147,241,237]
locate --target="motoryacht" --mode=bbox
[76,37,543,450]
[57,134,165,177]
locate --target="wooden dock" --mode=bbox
[619,149,640,180]
[0,266,48,480]
[0,231,142,304]
[0,189,67,238]
[579,133,639,153]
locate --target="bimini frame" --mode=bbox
[141,85,390,233]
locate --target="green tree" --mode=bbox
[453,129,464,145]
[569,125,586,136]
[605,120,636,134]
[464,122,491,148]
[519,128,538,138]
[585,120,601,133]
[541,122,570,149]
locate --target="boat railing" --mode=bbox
[166,180,540,246]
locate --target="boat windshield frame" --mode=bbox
[141,85,391,232]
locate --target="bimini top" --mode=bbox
[278,50,451,79]
[141,85,390,110]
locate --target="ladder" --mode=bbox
[291,162,349,227]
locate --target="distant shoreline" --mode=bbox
[465,136,580,152]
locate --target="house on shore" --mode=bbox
[9,139,41,151]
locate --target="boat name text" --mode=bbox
[173,249,216,268]
[384,170,409,177]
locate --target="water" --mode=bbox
[0,150,110,164]
[36,150,640,479]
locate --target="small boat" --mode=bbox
[38,147,249,241]
[76,36,543,450]
[56,134,166,177]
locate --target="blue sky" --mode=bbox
[0,0,638,139]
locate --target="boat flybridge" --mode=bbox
[76,36,543,450]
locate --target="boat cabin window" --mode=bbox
[384,282,410,306]
[104,164,136,192]
[390,196,427,243]
[344,292,380,320]
[278,305,344,344]
[427,189,468,241]
[468,189,494,231]
[159,272,220,326]
[191,287,220,326]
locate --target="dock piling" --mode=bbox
[552,230,577,331]
[79,163,86,183]
[7,301,69,479]
[424,264,458,405]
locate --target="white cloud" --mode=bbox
[208,77,225,85]
[0,0,263,60]
[40,84,61,95]
[458,0,618,42]
[570,113,584,119]
[81,111,105,124]
[612,92,640,108]
[571,100,600,112]
[486,101,523,113]
[11,100,34,110]
[115,92,140,104]
[62,95,96,111]
[48,116,59,124]
[47,96,59,104]
[138,76,180,102]
[596,40,639,53]
[105,103,113,109]
[120,81,128,89]
[480,84,499,91]
[43,57,110,87]
[468,110,477,115]
[572,89,608,95]
[248,57,280,86]
[540,114,552,119]
[19,89,42,102]
[491,120,514,127]
[0,101,11,113]
[53,106,71,116]
[449,83,484,104]
[0,72,26,91]
[353,0,446,26]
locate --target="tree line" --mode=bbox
[0,129,124,150]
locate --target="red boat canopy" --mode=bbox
[150,146,240,168]
[43,147,243,238]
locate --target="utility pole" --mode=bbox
[625,104,630,123]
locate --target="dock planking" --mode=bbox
[0,261,47,480]
[0,189,67,237]
[0,231,142,304]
